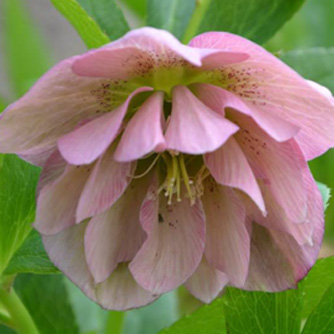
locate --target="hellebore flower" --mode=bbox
[1,28,334,310]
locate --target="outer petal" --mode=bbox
[73,27,248,79]
[202,181,250,287]
[193,83,299,142]
[130,177,206,294]
[0,58,107,165]
[76,145,135,222]
[58,87,152,165]
[43,223,156,310]
[185,257,228,303]
[84,176,150,283]
[190,32,334,159]
[205,137,265,213]
[114,91,166,162]
[34,164,92,235]
[95,264,158,310]
[37,150,67,194]
[165,85,239,154]
[234,112,307,223]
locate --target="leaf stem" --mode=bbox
[105,311,125,334]
[0,286,39,334]
[182,0,211,44]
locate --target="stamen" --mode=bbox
[130,154,161,179]
[179,154,195,205]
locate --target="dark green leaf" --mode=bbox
[158,296,226,334]
[77,0,130,40]
[15,274,79,334]
[183,0,305,44]
[300,257,334,319]
[147,0,196,39]
[4,230,59,276]
[281,48,334,93]
[50,0,110,49]
[302,283,334,334]
[0,155,40,276]
[2,0,52,97]
[224,288,301,334]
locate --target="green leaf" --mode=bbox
[302,282,334,334]
[0,97,7,113]
[4,230,59,276]
[158,296,226,334]
[77,0,130,40]
[50,0,110,49]
[147,0,196,39]
[0,155,40,276]
[2,0,52,97]
[121,0,147,19]
[223,288,301,334]
[317,182,331,211]
[300,257,334,319]
[15,274,79,334]
[183,0,305,44]
[281,48,334,93]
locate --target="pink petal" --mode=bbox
[73,27,248,79]
[84,176,150,283]
[34,164,92,235]
[43,223,155,310]
[76,145,135,222]
[205,137,265,213]
[37,150,67,195]
[0,57,108,165]
[202,182,250,287]
[114,92,166,162]
[58,87,152,165]
[234,113,307,223]
[129,177,206,294]
[95,264,158,311]
[193,83,299,142]
[190,32,334,160]
[165,85,239,154]
[42,222,96,300]
[185,257,228,303]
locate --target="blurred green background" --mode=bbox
[0,0,334,333]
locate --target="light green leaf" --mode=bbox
[0,97,7,113]
[302,282,334,334]
[300,257,334,319]
[147,0,196,39]
[4,230,59,276]
[2,0,52,97]
[317,182,331,211]
[183,0,305,44]
[0,155,40,276]
[77,0,130,40]
[223,288,301,334]
[281,48,334,93]
[15,274,79,334]
[158,296,226,334]
[50,0,110,49]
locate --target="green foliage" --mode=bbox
[121,0,147,19]
[4,230,59,276]
[77,0,130,40]
[159,297,226,334]
[224,288,301,334]
[15,274,79,334]
[183,0,304,44]
[281,48,334,94]
[50,0,110,49]
[316,182,332,211]
[302,283,334,334]
[2,0,52,97]
[0,155,40,276]
[147,0,196,40]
